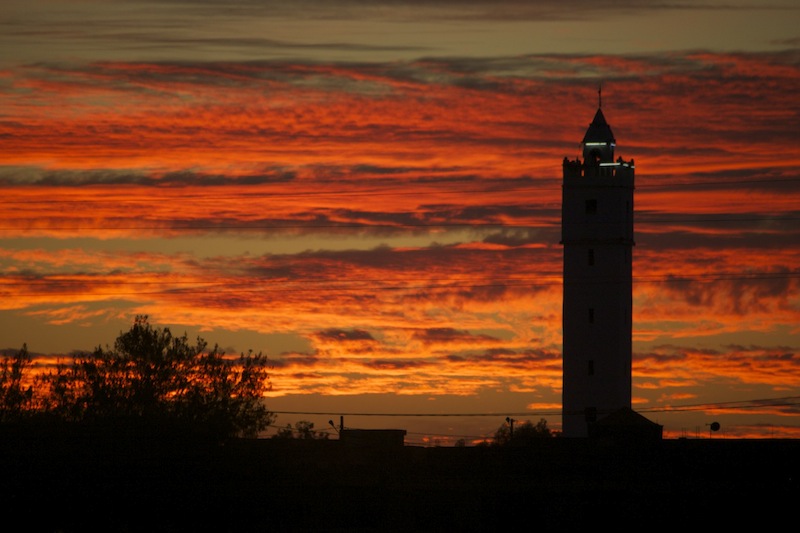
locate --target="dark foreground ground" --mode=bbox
[1,428,798,532]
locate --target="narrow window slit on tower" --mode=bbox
[585,199,597,214]
[588,248,595,266]
[588,360,594,376]
[588,308,594,323]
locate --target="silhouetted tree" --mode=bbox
[273,420,329,439]
[38,315,274,439]
[0,344,34,422]
[492,418,553,446]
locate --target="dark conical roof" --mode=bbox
[581,107,615,145]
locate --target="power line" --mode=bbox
[264,396,800,442]
[636,396,800,414]
[269,396,800,420]
[271,411,551,418]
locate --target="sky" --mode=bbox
[1,0,799,443]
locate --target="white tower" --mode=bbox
[561,95,635,438]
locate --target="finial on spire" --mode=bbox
[598,84,602,109]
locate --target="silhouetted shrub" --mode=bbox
[6,315,274,441]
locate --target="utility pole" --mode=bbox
[328,416,345,436]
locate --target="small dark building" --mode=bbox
[339,428,407,448]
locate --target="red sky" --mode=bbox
[1,0,799,442]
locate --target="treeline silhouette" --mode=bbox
[1,315,273,441]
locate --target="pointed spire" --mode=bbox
[581,87,616,163]
[582,106,615,145]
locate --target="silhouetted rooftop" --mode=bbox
[588,406,663,441]
[594,406,661,428]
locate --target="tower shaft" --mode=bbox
[561,108,635,438]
